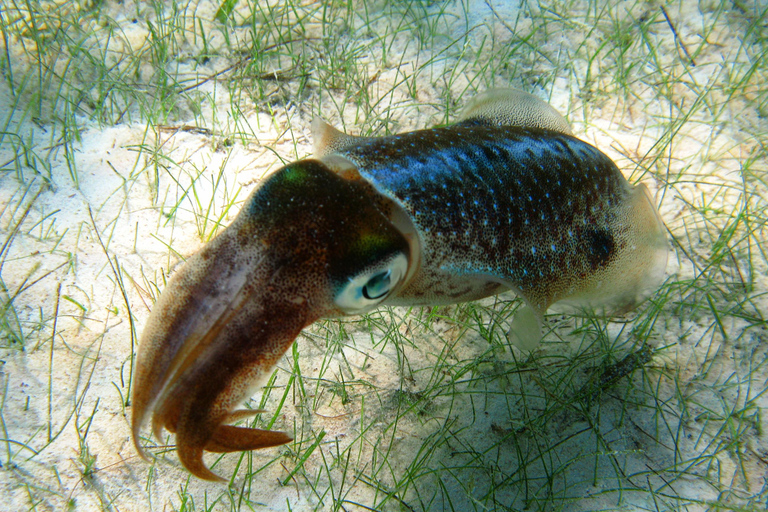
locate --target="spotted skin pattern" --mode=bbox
[334,122,638,311]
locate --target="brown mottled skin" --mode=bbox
[132,161,408,480]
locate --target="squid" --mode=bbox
[131,89,668,480]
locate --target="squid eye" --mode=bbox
[362,271,391,300]
[334,253,408,314]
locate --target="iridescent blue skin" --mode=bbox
[131,94,666,481]
[335,121,631,312]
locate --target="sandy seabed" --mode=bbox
[1,0,767,511]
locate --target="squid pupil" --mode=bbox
[362,271,391,300]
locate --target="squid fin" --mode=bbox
[312,117,369,156]
[507,303,545,351]
[459,88,573,135]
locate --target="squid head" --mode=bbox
[131,159,412,480]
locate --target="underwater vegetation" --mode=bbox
[0,1,766,510]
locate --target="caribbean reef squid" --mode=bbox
[131,89,668,480]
